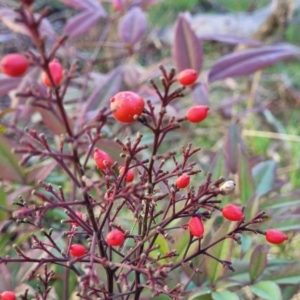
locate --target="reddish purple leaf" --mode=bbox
[172,14,203,72]
[191,82,209,105]
[59,0,106,11]
[26,161,58,184]
[0,77,21,96]
[64,10,103,38]
[209,44,300,82]
[80,67,124,125]
[118,7,147,45]
[198,34,261,46]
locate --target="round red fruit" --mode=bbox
[110,91,145,123]
[106,229,125,246]
[188,216,204,237]
[1,53,28,77]
[222,204,244,221]
[177,69,198,86]
[71,211,83,227]
[42,59,64,87]
[119,166,134,182]
[176,174,190,189]
[70,244,86,257]
[94,148,113,169]
[186,106,209,123]
[1,291,16,300]
[266,229,288,244]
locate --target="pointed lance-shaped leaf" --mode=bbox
[209,44,300,82]
[191,82,209,105]
[249,245,269,283]
[118,7,147,45]
[172,14,203,72]
[64,10,105,38]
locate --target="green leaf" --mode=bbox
[282,285,299,300]
[252,160,276,197]
[0,134,25,182]
[224,123,240,174]
[250,281,282,300]
[238,145,255,204]
[261,215,300,231]
[265,262,300,284]
[205,222,234,283]
[249,245,269,283]
[210,150,226,182]
[212,291,239,300]
[149,234,170,264]
[0,187,7,221]
[260,194,300,210]
[240,234,252,254]
[188,289,213,300]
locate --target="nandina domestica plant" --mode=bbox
[0,0,298,299]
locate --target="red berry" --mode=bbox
[266,229,288,244]
[1,53,28,77]
[188,217,204,237]
[71,211,83,227]
[110,91,145,123]
[0,291,16,300]
[176,174,190,189]
[119,166,134,182]
[42,59,64,87]
[186,106,209,123]
[70,244,86,257]
[94,148,113,169]
[222,204,244,221]
[106,229,125,246]
[177,69,198,86]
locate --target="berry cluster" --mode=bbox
[1,46,288,298]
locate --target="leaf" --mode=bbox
[0,187,7,221]
[0,9,55,39]
[0,135,25,182]
[80,66,123,124]
[260,215,300,232]
[224,123,240,174]
[188,289,213,300]
[240,234,252,254]
[0,76,21,96]
[205,221,234,283]
[212,291,239,300]
[252,160,276,197]
[26,160,57,184]
[265,262,300,284]
[192,82,209,105]
[198,34,262,46]
[208,44,300,82]
[209,150,226,182]
[172,14,203,72]
[238,145,255,204]
[59,0,105,10]
[64,10,104,38]
[149,234,169,264]
[250,281,282,300]
[260,194,300,210]
[35,107,72,135]
[118,7,147,45]
[281,285,299,300]
[249,245,269,283]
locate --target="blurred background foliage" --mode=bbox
[1,0,300,299]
